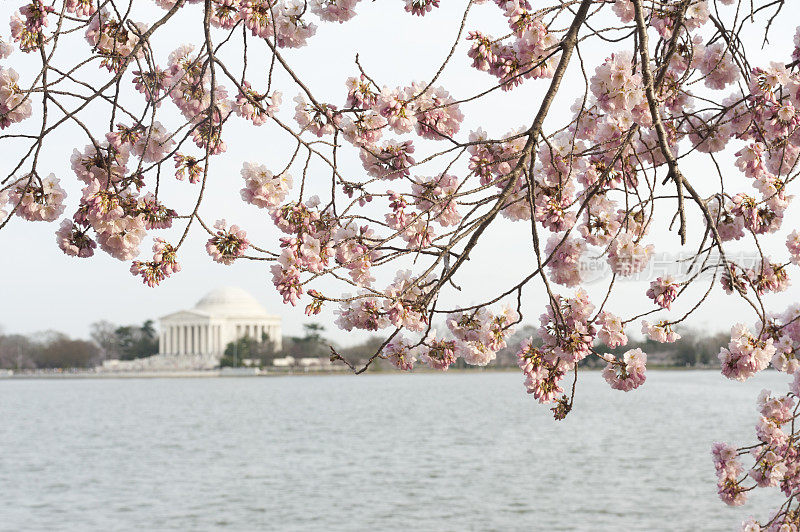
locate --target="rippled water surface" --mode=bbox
[0,371,790,531]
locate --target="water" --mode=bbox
[0,370,789,531]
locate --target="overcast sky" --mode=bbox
[1,1,797,346]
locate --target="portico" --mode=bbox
[159,287,282,361]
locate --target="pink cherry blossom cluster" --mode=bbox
[404,0,439,17]
[516,338,566,404]
[545,234,584,287]
[235,84,281,126]
[410,174,461,227]
[466,3,558,91]
[537,289,596,368]
[443,306,518,366]
[382,334,418,371]
[173,154,204,184]
[360,140,415,180]
[596,311,627,349]
[130,238,181,287]
[607,232,654,276]
[0,67,31,128]
[311,0,361,23]
[10,0,53,52]
[788,231,800,266]
[719,323,777,382]
[138,193,176,230]
[206,219,250,265]
[641,320,681,344]
[6,173,66,222]
[418,336,458,370]
[240,162,293,210]
[85,10,145,72]
[646,276,679,310]
[711,382,800,522]
[712,442,747,507]
[56,219,96,258]
[294,95,339,137]
[601,348,647,391]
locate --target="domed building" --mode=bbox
[99,287,282,372]
[158,286,282,362]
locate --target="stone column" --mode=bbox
[210,324,215,355]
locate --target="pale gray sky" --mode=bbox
[0,1,797,345]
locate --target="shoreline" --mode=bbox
[0,365,723,380]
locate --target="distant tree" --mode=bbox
[338,336,386,369]
[221,331,277,367]
[221,336,255,367]
[282,323,328,358]
[34,337,99,369]
[90,320,121,360]
[113,320,159,360]
[0,334,36,370]
[302,323,325,343]
[673,331,729,367]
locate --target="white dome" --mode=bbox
[194,287,271,317]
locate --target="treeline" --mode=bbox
[0,319,732,371]
[220,323,387,368]
[220,323,731,370]
[277,324,730,370]
[0,320,158,370]
[220,323,347,367]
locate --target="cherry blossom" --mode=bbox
[240,163,292,210]
[602,348,647,391]
[206,219,250,265]
[5,1,800,525]
[8,174,66,222]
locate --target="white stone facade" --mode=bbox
[159,287,282,362]
[96,287,282,373]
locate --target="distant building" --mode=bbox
[99,287,281,372]
[159,286,282,360]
